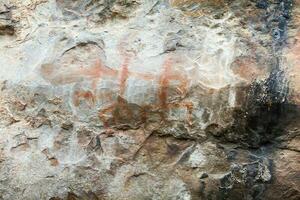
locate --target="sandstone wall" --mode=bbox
[0,0,299,199]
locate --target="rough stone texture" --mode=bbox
[0,0,299,199]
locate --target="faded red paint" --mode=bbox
[80,59,117,78]
[130,71,155,80]
[98,104,115,128]
[159,57,173,109]
[73,90,95,107]
[117,34,135,96]
[80,53,192,126]
[82,59,117,91]
[168,72,189,96]
[41,34,194,127]
[98,97,137,128]
[119,56,130,96]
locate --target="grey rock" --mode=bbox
[0,0,299,199]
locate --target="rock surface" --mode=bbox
[0,0,299,199]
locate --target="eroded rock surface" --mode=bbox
[0,0,299,199]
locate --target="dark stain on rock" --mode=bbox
[215,0,298,148]
[256,0,269,9]
[56,0,139,23]
[216,158,272,200]
[0,3,15,35]
[167,143,180,156]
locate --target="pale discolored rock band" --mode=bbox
[0,0,299,199]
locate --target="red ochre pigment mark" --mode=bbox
[98,97,134,128]
[157,56,190,121]
[114,97,134,122]
[71,59,119,109]
[159,57,173,110]
[45,34,194,127]
[131,72,156,80]
[119,56,130,96]
[169,73,189,96]
[80,59,118,79]
[99,104,116,128]
[82,59,118,91]
[73,90,96,107]
[79,58,118,92]
[158,57,190,107]
[117,34,136,96]
[71,53,193,127]
[41,58,118,85]
[95,53,192,126]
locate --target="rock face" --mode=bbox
[0,0,299,199]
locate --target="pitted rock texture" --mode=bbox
[0,0,299,200]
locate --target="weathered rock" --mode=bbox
[0,0,299,199]
[0,2,15,35]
